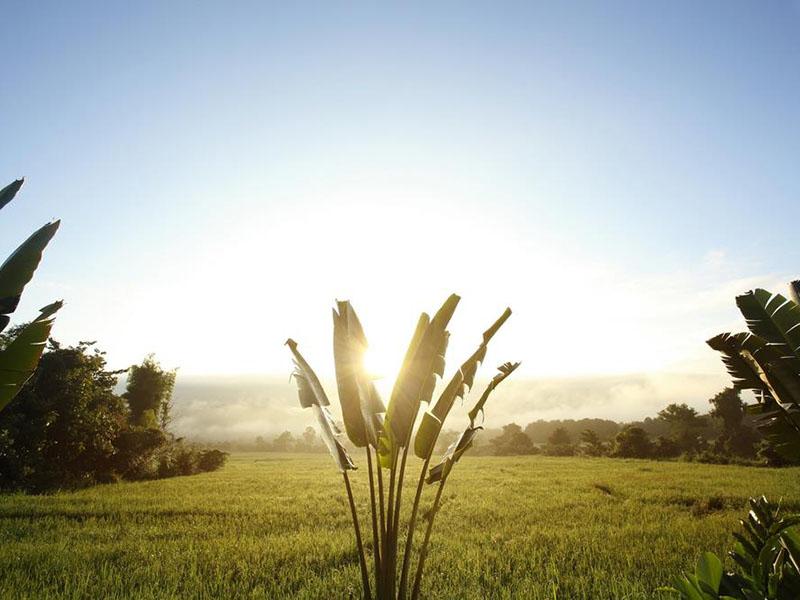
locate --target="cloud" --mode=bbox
[170,370,730,441]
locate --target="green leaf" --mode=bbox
[0,220,60,318]
[384,294,459,449]
[332,300,385,449]
[0,302,61,411]
[696,552,723,593]
[736,289,800,363]
[0,179,24,211]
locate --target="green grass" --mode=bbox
[1,454,799,599]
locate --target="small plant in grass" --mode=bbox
[286,295,518,599]
[662,496,800,599]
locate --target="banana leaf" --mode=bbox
[708,332,800,461]
[468,361,521,425]
[427,361,520,483]
[385,295,459,444]
[286,338,356,472]
[0,220,61,324]
[0,301,62,410]
[707,332,800,403]
[736,289,800,367]
[333,300,385,448]
[0,179,24,211]
[414,308,512,460]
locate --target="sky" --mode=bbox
[1,2,799,430]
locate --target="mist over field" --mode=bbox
[168,371,728,441]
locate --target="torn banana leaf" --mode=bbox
[286,338,356,472]
[468,361,521,425]
[427,425,481,483]
[427,360,520,483]
[414,308,512,460]
[0,301,62,410]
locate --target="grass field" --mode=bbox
[1,453,799,599]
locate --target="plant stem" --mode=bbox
[366,447,382,598]
[377,455,386,562]
[385,446,401,598]
[343,470,372,600]
[389,443,410,597]
[410,475,447,600]
[398,455,430,598]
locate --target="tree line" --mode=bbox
[252,386,785,466]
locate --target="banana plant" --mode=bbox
[0,179,61,411]
[706,282,800,462]
[286,296,518,599]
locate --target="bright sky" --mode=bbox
[1,2,798,392]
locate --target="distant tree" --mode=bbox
[613,426,652,458]
[652,435,681,459]
[579,429,606,456]
[544,427,574,456]
[255,435,268,451]
[123,355,176,429]
[708,387,758,458]
[302,426,316,446]
[548,427,571,446]
[273,431,295,452]
[657,403,707,452]
[490,423,536,455]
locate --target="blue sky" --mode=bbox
[1,1,798,397]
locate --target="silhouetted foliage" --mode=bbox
[0,340,225,491]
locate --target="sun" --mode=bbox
[361,346,399,384]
